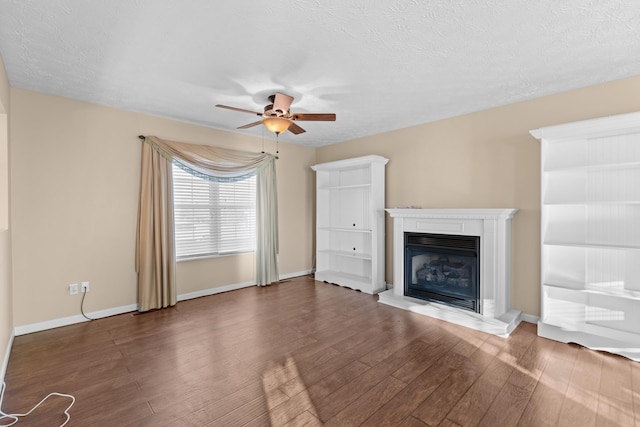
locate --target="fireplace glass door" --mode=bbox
[405,232,480,313]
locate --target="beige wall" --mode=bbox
[0,53,12,378]
[5,72,640,331]
[10,88,316,326]
[317,75,640,316]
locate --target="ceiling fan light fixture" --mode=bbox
[263,117,291,134]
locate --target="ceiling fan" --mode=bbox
[215,93,336,135]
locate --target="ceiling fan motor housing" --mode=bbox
[264,103,288,117]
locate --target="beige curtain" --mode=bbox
[135,141,176,311]
[136,136,279,311]
[256,159,279,285]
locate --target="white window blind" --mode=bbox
[172,161,256,259]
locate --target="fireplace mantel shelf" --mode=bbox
[380,208,521,337]
[386,208,518,220]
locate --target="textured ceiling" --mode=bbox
[0,1,639,147]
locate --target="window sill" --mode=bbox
[176,251,255,263]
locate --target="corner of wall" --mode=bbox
[0,52,14,385]
[0,328,14,384]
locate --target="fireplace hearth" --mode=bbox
[405,232,480,313]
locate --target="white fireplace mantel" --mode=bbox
[379,208,521,336]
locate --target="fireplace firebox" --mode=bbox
[405,232,480,313]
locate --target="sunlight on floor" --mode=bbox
[261,356,321,425]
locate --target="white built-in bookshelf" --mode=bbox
[311,155,388,294]
[531,111,640,361]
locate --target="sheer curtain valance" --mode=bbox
[146,136,273,180]
[136,136,279,312]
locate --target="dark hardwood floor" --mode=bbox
[3,275,639,426]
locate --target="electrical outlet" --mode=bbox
[81,281,90,293]
[69,284,79,295]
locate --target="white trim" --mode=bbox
[385,208,518,220]
[280,269,314,280]
[520,313,539,324]
[311,155,389,171]
[14,304,139,336]
[177,269,313,301]
[538,321,640,362]
[177,280,255,301]
[14,270,315,336]
[1,329,14,383]
[530,111,640,141]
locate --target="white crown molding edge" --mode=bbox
[530,111,640,141]
[311,154,389,171]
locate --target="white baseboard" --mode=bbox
[177,269,313,301]
[1,329,14,383]
[14,270,315,336]
[14,304,139,336]
[177,280,255,301]
[520,313,539,324]
[280,270,314,280]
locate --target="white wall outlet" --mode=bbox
[81,281,90,293]
[69,284,79,295]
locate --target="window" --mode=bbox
[172,161,256,259]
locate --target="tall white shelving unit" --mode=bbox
[312,155,388,294]
[531,111,640,361]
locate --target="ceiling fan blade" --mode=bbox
[273,93,294,114]
[237,120,264,129]
[216,104,262,115]
[291,113,336,121]
[287,122,306,135]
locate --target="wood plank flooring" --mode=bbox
[3,275,640,426]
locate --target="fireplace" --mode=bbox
[405,232,480,313]
[379,208,521,336]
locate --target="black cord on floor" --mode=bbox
[80,289,96,321]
